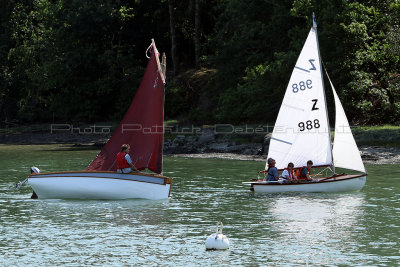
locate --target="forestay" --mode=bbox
[267,27,332,170]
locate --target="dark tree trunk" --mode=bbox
[194,0,200,68]
[168,0,178,76]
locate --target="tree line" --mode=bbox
[0,0,399,126]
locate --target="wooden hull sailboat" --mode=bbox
[23,40,172,200]
[247,14,367,193]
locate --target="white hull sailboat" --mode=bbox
[28,171,171,200]
[247,14,367,193]
[251,174,366,193]
[21,40,172,200]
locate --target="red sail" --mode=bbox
[86,43,165,174]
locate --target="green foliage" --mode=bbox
[218,51,297,123]
[0,0,399,126]
[206,0,301,123]
[0,0,169,124]
[165,68,217,123]
[352,125,400,147]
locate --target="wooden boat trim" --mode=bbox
[29,176,170,186]
[30,170,167,178]
[251,173,366,186]
[260,165,333,173]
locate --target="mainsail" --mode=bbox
[328,78,366,173]
[267,27,332,170]
[86,41,165,174]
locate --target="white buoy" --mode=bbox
[205,222,230,250]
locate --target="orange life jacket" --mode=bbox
[298,166,311,180]
[116,152,130,169]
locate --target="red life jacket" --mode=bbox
[116,152,130,169]
[284,168,294,179]
[298,166,311,180]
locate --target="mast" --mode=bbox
[160,52,167,174]
[152,39,167,174]
[313,13,335,174]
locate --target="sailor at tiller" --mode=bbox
[116,144,139,173]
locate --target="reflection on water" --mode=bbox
[269,194,364,234]
[266,194,365,265]
[0,145,400,265]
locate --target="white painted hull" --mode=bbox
[27,171,172,200]
[251,174,366,193]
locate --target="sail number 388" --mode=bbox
[292,79,312,93]
[299,119,320,131]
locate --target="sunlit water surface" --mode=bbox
[0,144,399,266]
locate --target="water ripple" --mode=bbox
[1,148,399,265]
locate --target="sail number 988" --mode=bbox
[292,79,312,93]
[299,119,320,131]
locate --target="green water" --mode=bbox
[0,144,399,266]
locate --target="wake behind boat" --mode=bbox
[246,14,367,193]
[19,40,172,200]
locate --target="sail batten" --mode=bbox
[271,137,292,145]
[295,66,311,73]
[86,42,165,174]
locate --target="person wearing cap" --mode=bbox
[30,167,40,174]
[29,167,40,198]
[266,158,279,181]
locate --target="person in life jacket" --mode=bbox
[116,144,139,174]
[266,158,279,181]
[281,162,296,183]
[298,160,313,181]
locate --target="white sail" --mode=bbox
[267,27,332,170]
[329,78,366,173]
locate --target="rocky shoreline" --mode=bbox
[165,132,400,164]
[1,128,399,164]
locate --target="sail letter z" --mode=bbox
[312,99,319,111]
[309,59,316,71]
